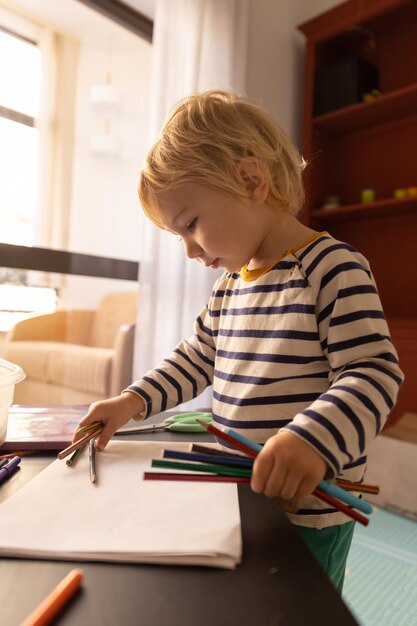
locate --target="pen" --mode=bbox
[89,439,97,484]
[0,456,21,484]
[20,568,83,626]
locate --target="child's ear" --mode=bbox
[237,157,269,204]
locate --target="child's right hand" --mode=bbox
[72,392,145,451]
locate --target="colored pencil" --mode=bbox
[20,568,83,626]
[318,479,372,515]
[144,472,251,484]
[197,421,259,458]
[66,444,87,467]
[57,424,103,460]
[314,490,369,526]
[196,419,372,523]
[222,423,373,513]
[152,459,252,477]
[79,421,103,433]
[163,449,254,469]
[336,480,380,495]
[0,451,36,460]
[143,471,369,525]
[191,443,246,458]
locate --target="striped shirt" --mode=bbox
[128,232,403,528]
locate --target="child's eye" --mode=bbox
[186,218,198,232]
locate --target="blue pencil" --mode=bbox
[163,449,254,469]
[224,427,373,516]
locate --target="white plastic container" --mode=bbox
[0,358,25,447]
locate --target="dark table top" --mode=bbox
[0,412,359,626]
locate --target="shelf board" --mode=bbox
[313,82,417,135]
[311,196,417,222]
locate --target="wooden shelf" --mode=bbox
[311,196,417,222]
[299,0,417,414]
[313,82,417,135]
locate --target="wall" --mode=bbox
[9,0,152,310]
[246,0,342,145]
[68,31,151,263]
[62,27,152,308]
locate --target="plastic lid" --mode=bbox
[0,357,26,386]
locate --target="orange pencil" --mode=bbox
[20,568,83,626]
[57,424,103,460]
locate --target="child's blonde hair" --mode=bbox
[139,90,305,226]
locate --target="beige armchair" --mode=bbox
[4,291,137,404]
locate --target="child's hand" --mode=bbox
[72,392,145,451]
[251,430,327,501]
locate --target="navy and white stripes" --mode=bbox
[128,233,403,528]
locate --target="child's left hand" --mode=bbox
[251,429,327,500]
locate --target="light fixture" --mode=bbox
[90,71,122,156]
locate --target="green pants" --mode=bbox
[296,521,355,592]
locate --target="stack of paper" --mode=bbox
[0,441,242,569]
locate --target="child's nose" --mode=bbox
[183,238,202,259]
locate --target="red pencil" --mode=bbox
[143,471,369,525]
[197,419,370,526]
[198,421,258,459]
[313,489,369,526]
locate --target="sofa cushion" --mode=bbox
[5,341,49,381]
[89,292,137,348]
[5,341,114,395]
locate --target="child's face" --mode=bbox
[154,182,267,272]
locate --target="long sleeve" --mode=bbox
[285,238,404,476]
[124,232,403,527]
[126,299,217,418]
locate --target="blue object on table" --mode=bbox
[0,456,21,484]
[114,412,213,435]
[163,449,254,468]
[224,427,373,515]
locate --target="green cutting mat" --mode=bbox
[343,507,417,626]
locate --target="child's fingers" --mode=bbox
[72,409,104,443]
[94,425,115,452]
[263,465,287,498]
[277,471,302,501]
[251,452,276,494]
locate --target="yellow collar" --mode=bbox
[240,231,326,282]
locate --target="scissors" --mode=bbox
[114,412,212,435]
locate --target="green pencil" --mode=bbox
[151,459,252,478]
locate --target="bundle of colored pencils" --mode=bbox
[143,420,379,527]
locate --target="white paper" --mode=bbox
[0,441,242,569]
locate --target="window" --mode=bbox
[0,25,41,246]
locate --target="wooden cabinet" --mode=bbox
[299,0,417,422]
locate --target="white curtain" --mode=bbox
[37,27,79,251]
[135,0,249,409]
